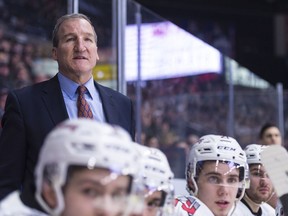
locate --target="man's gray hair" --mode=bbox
[52,13,97,47]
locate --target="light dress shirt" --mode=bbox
[58,72,106,122]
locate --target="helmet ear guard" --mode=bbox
[186,176,196,195]
[236,165,248,200]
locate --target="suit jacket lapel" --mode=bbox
[41,75,69,125]
[39,76,118,126]
[95,82,118,124]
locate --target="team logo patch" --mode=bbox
[176,197,200,215]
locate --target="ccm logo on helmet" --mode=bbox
[217,146,237,151]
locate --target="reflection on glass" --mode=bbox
[126,0,281,178]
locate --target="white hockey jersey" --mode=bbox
[0,191,47,216]
[174,195,214,216]
[233,199,276,216]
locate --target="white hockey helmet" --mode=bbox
[135,144,174,216]
[244,144,268,164]
[35,118,141,216]
[186,134,247,198]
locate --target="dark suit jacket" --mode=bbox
[0,74,135,211]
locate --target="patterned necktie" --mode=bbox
[77,85,93,119]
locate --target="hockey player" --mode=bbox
[235,144,276,215]
[174,134,248,216]
[135,144,174,216]
[0,118,144,216]
[36,119,145,216]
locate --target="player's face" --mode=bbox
[197,161,240,216]
[143,190,163,216]
[245,164,274,203]
[61,168,130,216]
[261,126,282,145]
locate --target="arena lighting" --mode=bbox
[125,21,222,81]
[224,57,271,89]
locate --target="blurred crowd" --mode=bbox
[127,75,288,177]
[0,23,54,126]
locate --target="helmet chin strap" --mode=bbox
[228,202,237,216]
[264,190,276,203]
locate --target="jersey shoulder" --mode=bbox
[261,202,276,216]
[233,200,254,216]
[0,191,47,216]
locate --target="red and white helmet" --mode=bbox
[135,144,174,216]
[35,118,141,216]
[186,134,247,199]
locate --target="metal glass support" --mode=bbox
[67,0,79,14]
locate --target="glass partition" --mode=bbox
[78,0,118,90]
[126,0,283,178]
[0,0,286,179]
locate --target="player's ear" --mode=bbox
[52,47,58,61]
[42,181,57,208]
[187,178,195,192]
[96,47,99,61]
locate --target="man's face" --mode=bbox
[143,190,163,216]
[261,126,282,145]
[197,161,240,216]
[61,168,130,216]
[245,164,274,203]
[52,18,99,83]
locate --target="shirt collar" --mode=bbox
[58,72,94,100]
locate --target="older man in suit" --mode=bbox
[0,13,135,212]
